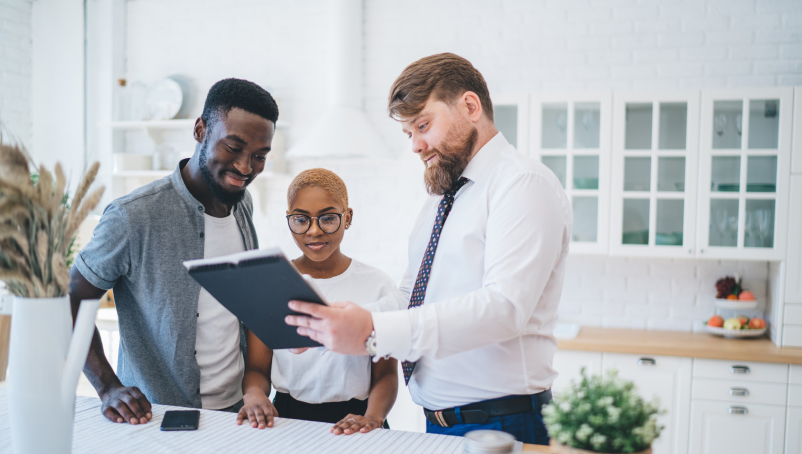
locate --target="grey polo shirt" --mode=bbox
[74,159,258,408]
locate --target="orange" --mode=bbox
[727,294,738,300]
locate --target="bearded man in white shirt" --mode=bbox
[286,53,572,445]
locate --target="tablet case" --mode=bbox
[185,250,326,349]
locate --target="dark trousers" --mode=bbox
[425,394,550,445]
[273,392,390,428]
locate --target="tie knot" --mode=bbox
[445,177,470,198]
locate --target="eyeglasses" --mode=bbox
[286,212,346,235]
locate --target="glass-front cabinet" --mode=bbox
[609,91,700,257]
[530,92,613,254]
[696,87,793,260]
[492,93,530,154]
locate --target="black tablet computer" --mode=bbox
[183,248,327,349]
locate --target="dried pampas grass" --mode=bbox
[0,134,105,298]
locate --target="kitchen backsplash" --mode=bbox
[558,255,769,332]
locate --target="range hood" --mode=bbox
[287,0,387,159]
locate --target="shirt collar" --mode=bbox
[170,158,204,211]
[461,132,508,183]
[170,158,239,214]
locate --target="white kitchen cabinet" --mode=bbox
[784,175,802,304]
[610,91,700,258]
[696,87,793,260]
[552,350,603,397]
[530,91,613,254]
[786,407,802,454]
[693,358,789,384]
[689,400,786,454]
[791,365,802,385]
[492,93,530,155]
[786,304,802,325]
[602,353,692,454]
[783,326,802,348]
[692,378,788,406]
[792,87,802,174]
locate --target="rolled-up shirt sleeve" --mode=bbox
[372,173,569,362]
[73,202,131,290]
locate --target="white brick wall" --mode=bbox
[0,0,32,148]
[559,256,770,332]
[116,0,798,334]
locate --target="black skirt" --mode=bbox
[273,392,390,428]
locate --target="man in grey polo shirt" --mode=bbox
[69,78,278,425]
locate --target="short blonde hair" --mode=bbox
[287,168,349,210]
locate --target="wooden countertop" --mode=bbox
[558,327,802,364]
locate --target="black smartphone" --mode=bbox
[160,410,200,431]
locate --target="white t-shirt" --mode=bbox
[271,260,396,404]
[195,212,246,409]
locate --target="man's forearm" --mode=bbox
[83,326,123,397]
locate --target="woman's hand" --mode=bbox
[331,413,384,435]
[236,390,279,429]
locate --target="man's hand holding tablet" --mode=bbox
[285,300,373,356]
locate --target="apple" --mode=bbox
[707,315,724,327]
[724,318,742,330]
[748,318,766,329]
[737,315,749,327]
[739,290,755,301]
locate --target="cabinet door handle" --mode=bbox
[730,365,750,374]
[728,406,748,415]
[729,387,749,397]
[638,358,656,366]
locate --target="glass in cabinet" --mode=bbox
[697,88,793,260]
[610,91,700,257]
[491,93,529,153]
[531,91,612,254]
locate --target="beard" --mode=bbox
[198,137,251,206]
[422,123,477,196]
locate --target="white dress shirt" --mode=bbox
[272,260,396,403]
[370,132,572,411]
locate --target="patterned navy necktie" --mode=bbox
[402,176,470,385]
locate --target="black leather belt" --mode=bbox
[425,390,552,427]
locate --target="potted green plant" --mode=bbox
[0,138,105,454]
[543,369,663,454]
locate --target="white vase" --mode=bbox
[7,295,100,454]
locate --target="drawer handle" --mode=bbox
[730,365,751,374]
[729,387,749,397]
[728,406,748,415]
[638,358,656,366]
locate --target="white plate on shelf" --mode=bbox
[145,78,183,121]
[706,325,766,338]
[714,298,758,310]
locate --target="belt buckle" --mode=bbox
[434,410,450,428]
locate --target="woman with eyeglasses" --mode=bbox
[237,168,399,435]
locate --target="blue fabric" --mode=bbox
[425,395,550,445]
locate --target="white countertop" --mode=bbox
[0,388,474,453]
